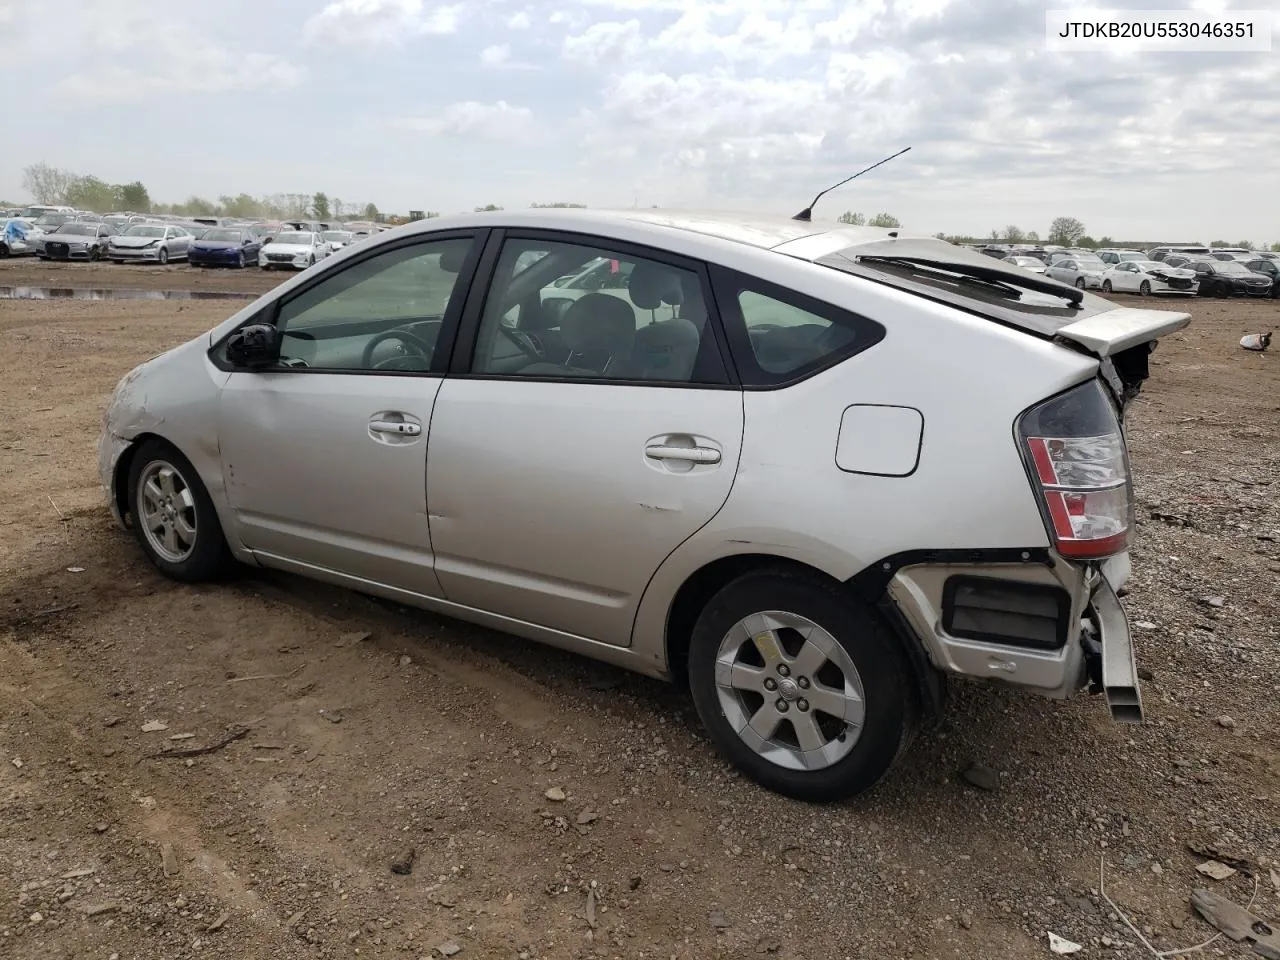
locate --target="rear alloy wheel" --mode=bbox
[237,252,246,268]
[1102,280,1112,293]
[688,569,918,802]
[1139,280,1151,296]
[158,247,169,265]
[127,439,230,582]
[1074,277,1086,289]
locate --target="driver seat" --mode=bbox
[517,293,636,377]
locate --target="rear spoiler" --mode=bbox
[1053,306,1191,358]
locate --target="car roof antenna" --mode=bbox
[791,147,912,222]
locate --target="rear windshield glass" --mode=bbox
[816,242,1116,337]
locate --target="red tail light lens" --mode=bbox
[1017,380,1133,559]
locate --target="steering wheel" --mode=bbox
[498,324,546,362]
[361,328,434,370]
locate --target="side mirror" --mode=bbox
[225,323,281,369]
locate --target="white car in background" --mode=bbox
[1096,249,1147,266]
[259,230,332,271]
[1001,255,1047,274]
[1101,260,1198,296]
[1045,254,1108,290]
[322,230,357,253]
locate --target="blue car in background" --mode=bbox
[188,227,262,269]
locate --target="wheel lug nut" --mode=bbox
[797,699,809,712]
[775,699,789,713]
[797,677,810,689]
[777,664,790,677]
[763,678,777,691]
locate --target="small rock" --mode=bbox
[320,709,343,724]
[959,912,973,930]
[94,823,108,834]
[207,912,229,932]
[102,717,121,728]
[82,903,120,917]
[436,942,462,957]
[756,937,781,954]
[390,847,416,875]
[141,720,169,733]
[628,875,643,891]
[1137,667,1155,682]
[161,842,179,877]
[338,631,371,645]
[399,655,412,668]
[1196,860,1236,880]
[1134,621,1158,631]
[576,810,598,825]
[67,566,85,573]
[1171,917,1184,930]
[545,787,566,802]
[960,762,999,792]
[1217,715,1236,730]
[1199,596,1225,608]
[1151,862,1163,876]
[29,912,43,923]
[710,908,730,930]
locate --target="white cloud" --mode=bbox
[43,6,303,104]
[562,20,644,66]
[507,10,532,29]
[303,0,461,48]
[393,100,537,140]
[481,43,511,66]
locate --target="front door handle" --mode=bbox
[645,443,720,465]
[370,419,421,437]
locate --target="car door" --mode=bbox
[425,231,743,646]
[215,230,483,595]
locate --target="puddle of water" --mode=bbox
[0,286,258,302]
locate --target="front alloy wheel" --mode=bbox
[127,439,229,581]
[158,247,169,265]
[1075,277,1086,289]
[1139,280,1151,296]
[688,569,918,801]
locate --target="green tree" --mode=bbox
[183,196,218,216]
[868,212,901,228]
[118,181,151,212]
[1026,231,1040,243]
[837,211,865,225]
[312,192,331,219]
[1098,236,1114,247]
[1271,242,1280,252]
[1004,225,1026,242]
[363,202,381,221]
[22,163,77,204]
[64,176,120,212]
[474,203,503,212]
[1047,216,1085,246]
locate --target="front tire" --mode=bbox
[687,569,918,802]
[1074,277,1086,289]
[1102,280,1112,293]
[1139,280,1151,296]
[158,247,169,265]
[127,439,229,582]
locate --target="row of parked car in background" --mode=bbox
[0,204,390,271]
[969,241,1280,299]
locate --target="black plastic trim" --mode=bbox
[873,596,949,729]
[848,547,1054,603]
[446,228,736,387]
[708,264,887,389]
[940,574,1071,651]
[208,228,490,375]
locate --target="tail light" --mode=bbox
[1016,379,1133,560]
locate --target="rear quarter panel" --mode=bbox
[631,256,1100,661]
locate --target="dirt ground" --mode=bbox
[1,258,1278,960]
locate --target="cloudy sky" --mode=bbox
[2,0,1278,240]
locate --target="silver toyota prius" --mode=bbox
[99,207,1188,800]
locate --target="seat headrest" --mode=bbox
[438,244,467,273]
[628,262,685,310]
[560,293,636,358]
[631,317,701,380]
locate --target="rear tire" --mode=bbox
[1102,280,1112,293]
[1074,277,1086,289]
[1139,280,1151,296]
[687,568,918,802]
[158,248,169,265]
[126,439,230,583]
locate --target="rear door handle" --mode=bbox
[645,443,721,464]
[370,419,421,436]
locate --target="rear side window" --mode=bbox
[710,267,885,387]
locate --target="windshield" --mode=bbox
[1214,261,1253,275]
[55,223,98,236]
[36,213,73,227]
[125,226,166,238]
[202,228,243,242]
[274,232,313,244]
[323,231,353,242]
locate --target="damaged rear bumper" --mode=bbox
[879,549,1142,722]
